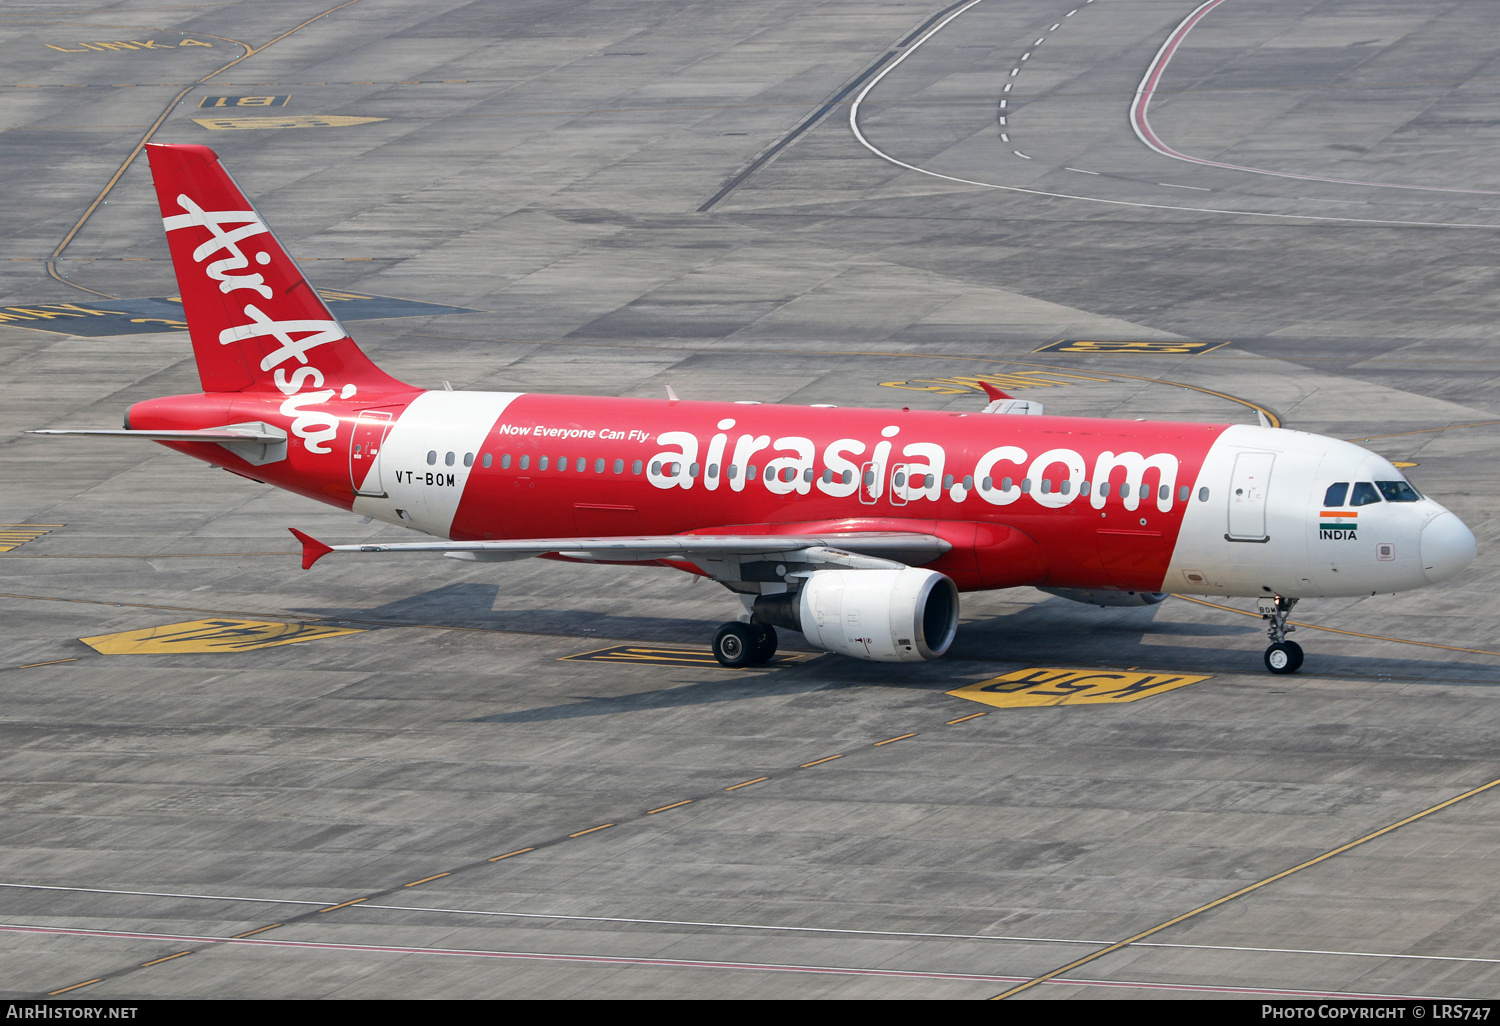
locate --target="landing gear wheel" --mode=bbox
[749,623,777,664]
[1264,641,1304,675]
[713,622,755,668]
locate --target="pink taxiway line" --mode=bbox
[1130,0,1500,196]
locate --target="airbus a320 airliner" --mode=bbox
[33,144,1477,673]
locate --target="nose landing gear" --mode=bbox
[1259,595,1303,674]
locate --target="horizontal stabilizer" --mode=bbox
[29,427,285,443]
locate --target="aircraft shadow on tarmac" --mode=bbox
[953,597,1500,684]
[296,581,716,643]
[299,586,1500,721]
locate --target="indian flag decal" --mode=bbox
[1320,510,1357,531]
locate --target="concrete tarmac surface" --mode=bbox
[2,0,1500,1000]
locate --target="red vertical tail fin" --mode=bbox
[144,143,410,397]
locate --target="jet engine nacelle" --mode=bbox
[755,568,959,662]
[1037,586,1168,607]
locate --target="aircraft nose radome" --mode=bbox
[1421,512,1477,584]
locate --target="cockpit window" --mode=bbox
[1349,482,1381,506]
[1376,480,1422,502]
[1323,482,1349,507]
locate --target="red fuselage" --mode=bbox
[130,389,1228,594]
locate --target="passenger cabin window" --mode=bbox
[463,453,474,468]
[426,450,437,466]
[444,451,455,467]
[1349,481,1381,506]
[482,453,492,468]
[518,455,530,470]
[500,453,511,469]
[633,460,643,475]
[538,456,549,471]
[1324,482,1349,507]
[1377,480,1421,502]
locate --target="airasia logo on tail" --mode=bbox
[164,194,349,453]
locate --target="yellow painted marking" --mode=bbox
[317,898,367,913]
[489,848,534,861]
[945,711,987,725]
[1392,461,1419,468]
[80,618,362,654]
[1031,339,1229,356]
[724,777,768,791]
[879,371,1110,395]
[951,668,1210,708]
[140,950,191,967]
[873,732,917,746]
[647,800,693,814]
[1352,419,1500,442]
[560,643,815,667]
[991,774,1500,999]
[192,114,386,130]
[47,41,203,53]
[48,979,101,995]
[19,658,78,669]
[233,924,281,938]
[1177,595,1500,659]
[403,872,451,887]
[0,525,58,552]
[799,755,843,768]
[569,823,614,837]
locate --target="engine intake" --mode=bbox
[754,568,959,662]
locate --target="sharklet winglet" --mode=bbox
[289,528,334,570]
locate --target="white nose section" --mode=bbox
[1421,512,1477,584]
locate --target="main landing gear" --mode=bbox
[713,622,778,668]
[1259,595,1303,674]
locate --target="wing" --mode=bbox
[290,528,950,582]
